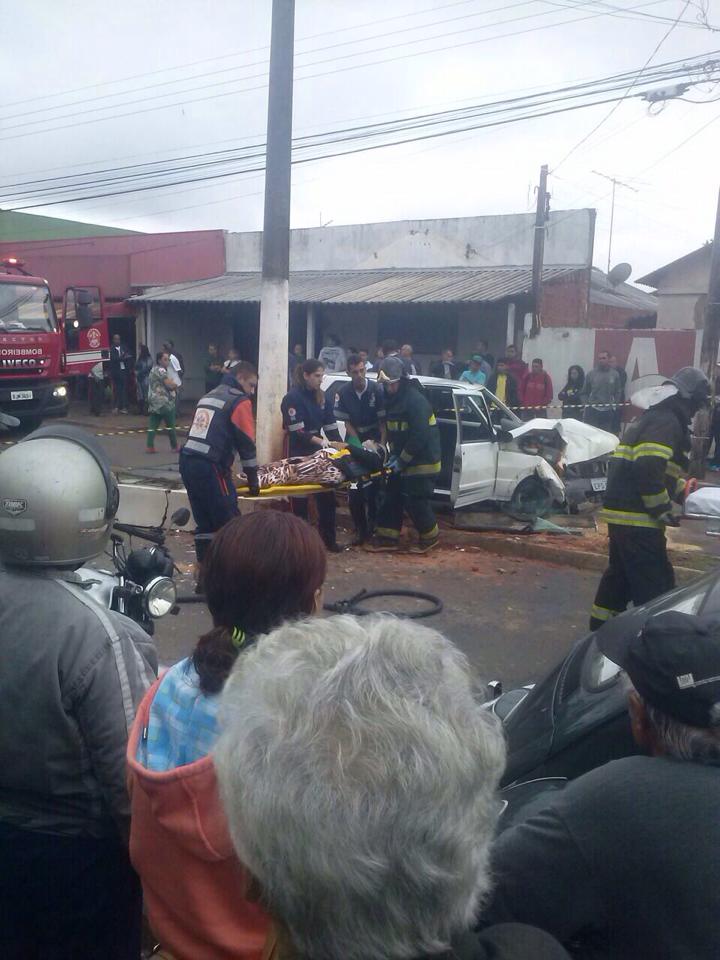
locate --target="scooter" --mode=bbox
[77,503,191,635]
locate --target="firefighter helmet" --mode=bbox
[378,356,407,383]
[666,367,710,406]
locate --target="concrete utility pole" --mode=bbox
[255,0,295,465]
[530,164,549,338]
[592,170,639,275]
[689,188,720,478]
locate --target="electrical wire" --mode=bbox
[0,0,678,141]
[551,0,693,172]
[3,50,715,206]
[0,0,486,111]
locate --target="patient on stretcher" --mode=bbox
[238,439,386,490]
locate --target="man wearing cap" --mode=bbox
[590,366,710,630]
[479,609,720,959]
[179,360,260,564]
[367,356,441,553]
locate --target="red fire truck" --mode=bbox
[0,258,69,429]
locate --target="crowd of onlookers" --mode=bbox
[89,332,631,438]
[306,335,629,431]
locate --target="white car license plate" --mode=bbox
[10,390,33,401]
[591,477,607,492]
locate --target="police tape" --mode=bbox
[0,423,192,447]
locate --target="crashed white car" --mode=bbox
[323,373,618,514]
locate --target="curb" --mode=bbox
[444,526,710,583]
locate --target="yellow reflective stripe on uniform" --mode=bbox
[598,508,663,529]
[633,442,673,460]
[675,477,686,496]
[419,524,440,541]
[612,442,674,462]
[641,490,672,508]
[404,461,441,476]
[375,526,400,539]
[399,449,413,464]
[428,414,437,425]
[590,604,620,622]
[666,461,683,478]
[386,420,409,431]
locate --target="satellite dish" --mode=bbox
[608,262,632,286]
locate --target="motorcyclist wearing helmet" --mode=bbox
[590,366,710,630]
[366,357,442,554]
[0,424,158,959]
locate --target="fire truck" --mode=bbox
[0,258,112,428]
[0,258,70,429]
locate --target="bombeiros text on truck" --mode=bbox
[0,257,110,429]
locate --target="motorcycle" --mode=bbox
[77,502,191,635]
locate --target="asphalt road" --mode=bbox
[53,404,608,689]
[157,529,597,690]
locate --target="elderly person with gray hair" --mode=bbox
[480,610,720,959]
[215,615,570,960]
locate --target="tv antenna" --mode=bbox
[592,171,639,275]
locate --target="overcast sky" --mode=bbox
[1,0,718,279]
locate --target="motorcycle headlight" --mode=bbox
[144,576,176,618]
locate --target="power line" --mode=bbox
[551,0,693,172]
[4,52,716,208]
[0,1,581,131]
[0,0,677,142]
[0,0,485,111]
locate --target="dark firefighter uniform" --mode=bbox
[375,380,442,549]
[590,398,689,629]
[179,372,258,562]
[281,383,342,550]
[334,379,386,542]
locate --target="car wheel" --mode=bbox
[509,477,553,518]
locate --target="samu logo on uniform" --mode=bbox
[2,498,27,517]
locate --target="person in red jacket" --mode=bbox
[520,358,553,419]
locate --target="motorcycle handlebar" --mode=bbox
[113,521,166,545]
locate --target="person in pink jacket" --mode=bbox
[127,511,328,960]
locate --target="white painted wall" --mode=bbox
[225,210,594,272]
[656,293,705,330]
[525,327,596,414]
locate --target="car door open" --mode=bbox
[451,392,498,507]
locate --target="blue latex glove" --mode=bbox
[386,456,401,474]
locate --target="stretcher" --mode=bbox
[683,483,720,536]
[236,481,334,500]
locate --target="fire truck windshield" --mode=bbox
[0,283,57,332]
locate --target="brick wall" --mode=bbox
[540,271,589,327]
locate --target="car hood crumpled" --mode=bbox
[506,417,618,465]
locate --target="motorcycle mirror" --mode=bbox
[171,507,191,527]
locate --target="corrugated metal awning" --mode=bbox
[130,266,580,306]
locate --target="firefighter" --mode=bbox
[590,366,710,630]
[367,356,441,554]
[334,353,386,544]
[282,358,343,552]
[179,360,259,564]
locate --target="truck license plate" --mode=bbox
[591,477,607,492]
[10,390,33,401]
